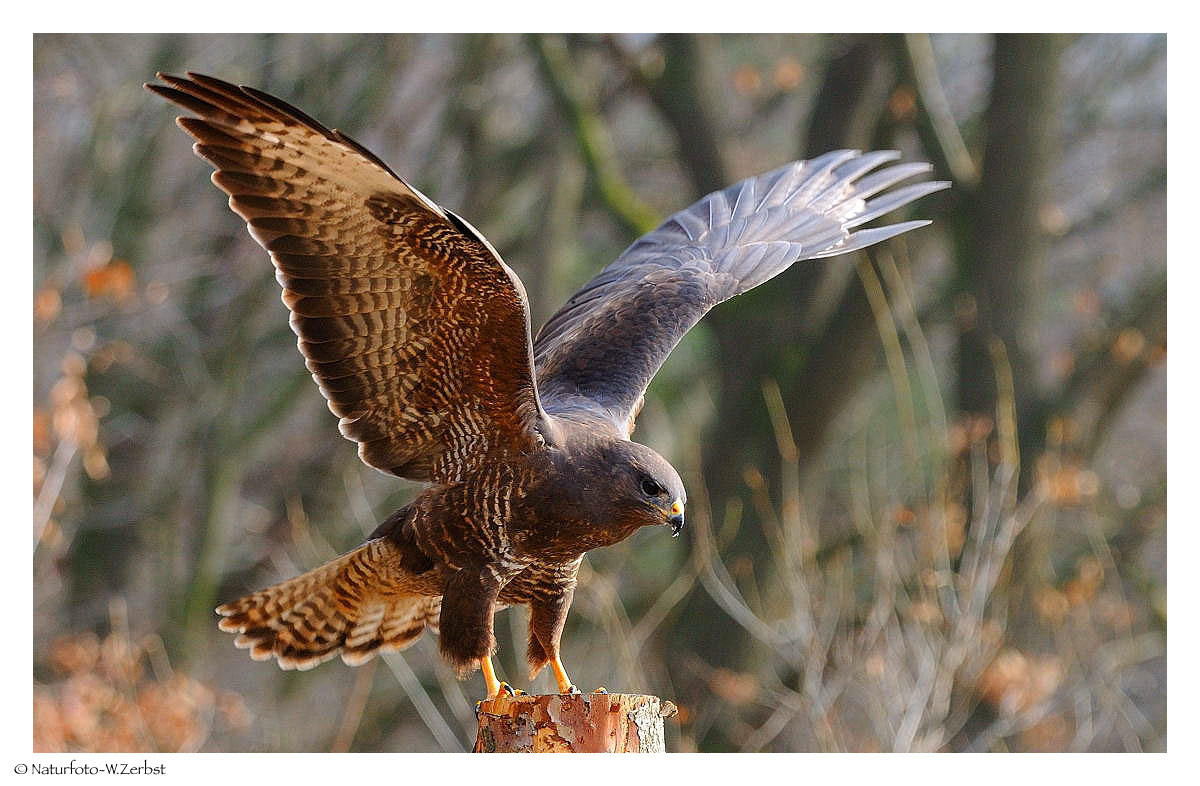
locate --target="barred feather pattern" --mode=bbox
[146,72,544,483]
[216,539,441,671]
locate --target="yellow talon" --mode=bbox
[481,656,525,699]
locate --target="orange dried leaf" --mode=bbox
[1035,587,1070,625]
[773,58,805,90]
[732,64,762,95]
[48,633,101,676]
[708,668,759,705]
[34,287,62,323]
[888,85,918,121]
[33,409,52,456]
[1112,328,1146,364]
[83,260,136,302]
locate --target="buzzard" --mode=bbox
[147,72,948,699]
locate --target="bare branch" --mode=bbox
[528,34,659,238]
[897,34,980,188]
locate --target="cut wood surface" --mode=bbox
[474,693,678,752]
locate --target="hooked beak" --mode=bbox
[667,498,685,537]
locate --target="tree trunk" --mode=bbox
[474,693,677,752]
[956,33,1066,471]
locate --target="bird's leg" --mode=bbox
[480,655,502,699]
[550,655,581,695]
[527,570,584,695]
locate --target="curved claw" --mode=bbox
[480,656,525,700]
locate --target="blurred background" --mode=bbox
[32,33,1166,752]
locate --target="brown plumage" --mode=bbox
[148,73,947,694]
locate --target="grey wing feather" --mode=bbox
[534,150,949,432]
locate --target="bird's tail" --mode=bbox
[216,538,441,671]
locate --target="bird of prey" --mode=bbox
[147,72,948,700]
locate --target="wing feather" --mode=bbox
[149,73,545,481]
[533,151,949,432]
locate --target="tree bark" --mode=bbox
[474,693,677,752]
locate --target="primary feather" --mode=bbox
[533,150,950,432]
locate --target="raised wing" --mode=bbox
[533,150,949,433]
[148,73,545,482]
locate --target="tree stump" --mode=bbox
[474,692,677,752]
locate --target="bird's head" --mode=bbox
[590,440,687,538]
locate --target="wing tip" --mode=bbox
[145,71,173,88]
[811,219,937,259]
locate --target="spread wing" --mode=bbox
[533,150,950,433]
[148,73,545,482]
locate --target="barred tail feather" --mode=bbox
[216,539,441,671]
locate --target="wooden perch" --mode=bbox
[474,693,677,752]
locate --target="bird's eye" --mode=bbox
[640,477,664,497]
